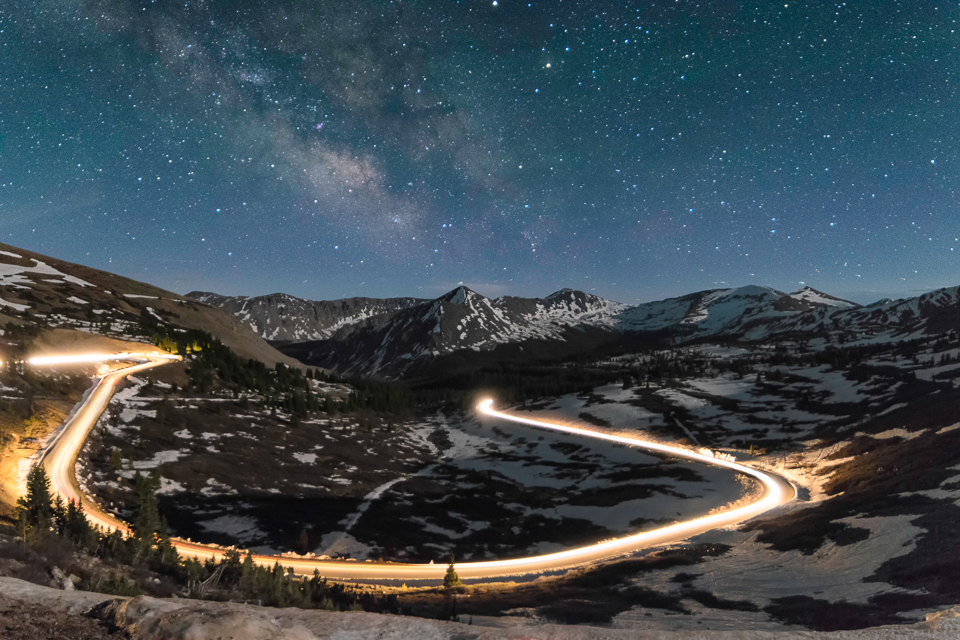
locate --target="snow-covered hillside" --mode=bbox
[0,243,300,368]
[187,291,425,342]
[788,286,858,309]
[750,285,960,343]
[615,285,788,337]
[297,286,628,376]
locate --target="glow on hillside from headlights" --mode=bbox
[28,352,181,366]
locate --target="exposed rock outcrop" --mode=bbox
[3,576,960,640]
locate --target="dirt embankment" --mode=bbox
[0,400,72,519]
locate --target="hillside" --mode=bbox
[187,291,426,342]
[0,243,301,368]
[190,286,628,376]
[0,242,308,521]
[5,243,960,633]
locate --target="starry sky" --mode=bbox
[2,1,959,304]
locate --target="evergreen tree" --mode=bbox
[239,552,257,594]
[155,399,174,425]
[110,447,123,470]
[443,554,462,588]
[51,494,68,535]
[131,470,162,563]
[65,499,93,546]
[17,464,53,527]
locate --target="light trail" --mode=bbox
[29,352,181,366]
[38,353,181,537]
[36,354,794,582]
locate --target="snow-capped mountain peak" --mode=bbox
[439,286,483,306]
[788,286,859,309]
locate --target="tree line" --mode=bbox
[150,327,416,416]
[12,463,400,611]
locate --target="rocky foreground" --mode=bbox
[1,577,959,640]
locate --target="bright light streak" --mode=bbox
[29,352,179,366]
[36,356,793,581]
[459,399,793,569]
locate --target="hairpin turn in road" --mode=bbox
[35,355,795,581]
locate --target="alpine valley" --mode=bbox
[3,242,960,638]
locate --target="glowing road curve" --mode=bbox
[37,355,795,581]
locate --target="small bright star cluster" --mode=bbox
[1,1,958,303]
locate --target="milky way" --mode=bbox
[1,1,958,303]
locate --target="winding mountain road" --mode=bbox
[38,353,181,537]
[36,354,795,581]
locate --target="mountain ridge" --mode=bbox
[5,241,952,379]
[184,282,960,378]
[187,290,426,342]
[0,243,301,368]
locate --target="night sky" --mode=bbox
[2,1,959,304]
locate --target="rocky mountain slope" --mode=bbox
[258,286,627,376]
[613,285,857,339]
[750,285,960,342]
[0,243,300,368]
[189,283,889,377]
[187,291,426,342]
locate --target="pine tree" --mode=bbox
[270,561,285,604]
[156,399,174,425]
[443,553,462,588]
[131,470,162,563]
[17,464,53,527]
[52,494,68,535]
[240,552,257,594]
[66,499,93,546]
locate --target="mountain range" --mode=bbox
[2,242,956,379]
[186,282,960,378]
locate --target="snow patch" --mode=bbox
[860,428,926,441]
[0,297,29,312]
[132,450,184,470]
[200,477,238,496]
[313,531,373,559]
[63,275,96,288]
[157,477,187,495]
[198,515,265,544]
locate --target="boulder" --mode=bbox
[95,596,313,640]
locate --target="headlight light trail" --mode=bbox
[33,354,795,582]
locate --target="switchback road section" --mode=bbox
[35,355,795,582]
